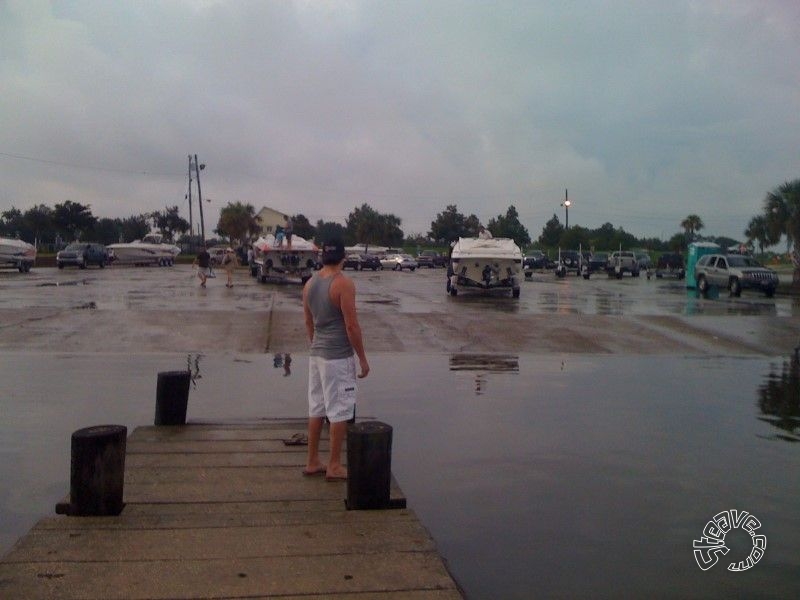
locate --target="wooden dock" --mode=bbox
[0,420,462,599]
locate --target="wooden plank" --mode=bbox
[4,520,436,562]
[0,420,459,599]
[0,552,459,599]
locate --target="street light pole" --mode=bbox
[194,154,206,244]
[186,155,193,246]
[561,188,571,230]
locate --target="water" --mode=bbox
[1,350,799,598]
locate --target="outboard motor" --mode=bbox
[482,264,492,284]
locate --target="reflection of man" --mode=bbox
[302,237,369,480]
[283,353,292,376]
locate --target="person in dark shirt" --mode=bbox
[193,246,211,287]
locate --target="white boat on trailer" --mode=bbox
[447,237,523,298]
[107,233,180,266]
[251,234,319,284]
[0,236,36,272]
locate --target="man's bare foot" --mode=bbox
[302,462,327,476]
[325,466,347,481]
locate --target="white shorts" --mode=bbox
[308,355,356,423]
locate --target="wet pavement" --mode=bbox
[1,264,800,597]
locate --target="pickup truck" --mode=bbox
[606,251,640,278]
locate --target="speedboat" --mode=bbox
[0,236,36,272]
[447,237,523,297]
[107,233,180,266]
[251,234,319,284]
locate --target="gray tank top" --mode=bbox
[308,273,354,359]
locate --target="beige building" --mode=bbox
[255,207,290,236]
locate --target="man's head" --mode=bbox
[321,237,345,265]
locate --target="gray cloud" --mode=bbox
[1,0,798,241]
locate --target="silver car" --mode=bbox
[380,253,418,271]
[695,253,778,298]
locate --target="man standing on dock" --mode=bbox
[302,237,369,481]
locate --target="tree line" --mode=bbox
[3,178,798,263]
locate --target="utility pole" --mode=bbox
[194,154,205,245]
[186,155,194,247]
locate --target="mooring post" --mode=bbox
[55,425,127,516]
[154,370,191,425]
[346,421,405,510]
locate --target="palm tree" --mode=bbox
[680,214,704,241]
[763,179,800,284]
[744,215,769,255]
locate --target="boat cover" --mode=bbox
[254,234,318,252]
[451,237,522,259]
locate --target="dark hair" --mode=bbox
[321,237,345,265]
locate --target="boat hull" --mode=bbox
[447,237,523,296]
[0,238,37,272]
[107,243,180,266]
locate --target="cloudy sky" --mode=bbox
[2,0,798,242]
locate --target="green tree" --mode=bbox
[152,206,190,242]
[1,207,25,239]
[560,225,591,250]
[346,203,403,248]
[23,204,54,246]
[745,215,769,254]
[216,202,261,246]
[538,214,564,247]
[291,214,315,241]
[668,232,687,252]
[428,204,481,243]
[762,178,800,283]
[119,214,150,242]
[314,220,346,245]
[680,214,704,241]
[92,218,122,245]
[53,200,97,241]
[486,205,531,247]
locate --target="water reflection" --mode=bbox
[449,353,519,396]
[272,353,293,376]
[757,350,800,442]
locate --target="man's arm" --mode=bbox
[333,276,369,378]
[302,280,315,343]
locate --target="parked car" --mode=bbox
[524,250,551,270]
[56,242,110,269]
[417,250,446,268]
[208,245,230,266]
[588,252,609,272]
[380,253,418,271]
[343,253,382,271]
[606,251,640,278]
[554,250,583,277]
[694,253,778,298]
[634,251,652,271]
[655,253,685,279]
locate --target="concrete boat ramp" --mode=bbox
[0,420,462,599]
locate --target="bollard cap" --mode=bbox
[349,421,392,434]
[72,425,127,439]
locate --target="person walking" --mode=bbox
[193,245,211,287]
[221,248,237,288]
[301,237,369,481]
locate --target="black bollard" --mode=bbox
[154,370,191,425]
[346,421,404,510]
[55,425,127,516]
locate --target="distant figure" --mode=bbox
[275,225,285,247]
[246,246,254,266]
[221,248,237,288]
[194,246,211,287]
[284,216,294,248]
[478,226,493,239]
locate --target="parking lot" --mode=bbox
[1,263,798,357]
